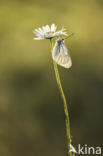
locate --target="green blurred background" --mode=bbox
[0,0,103,156]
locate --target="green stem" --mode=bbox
[49,39,72,156]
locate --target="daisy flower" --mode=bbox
[33,24,68,40]
[68,144,77,154]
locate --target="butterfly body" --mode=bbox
[52,38,72,68]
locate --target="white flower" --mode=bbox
[33,24,68,40]
[69,144,77,154]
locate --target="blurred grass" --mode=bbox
[0,0,103,156]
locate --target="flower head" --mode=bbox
[33,24,68,40]
[69,144,77,154]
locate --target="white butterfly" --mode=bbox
[52,38,72,68]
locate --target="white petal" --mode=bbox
[42,25,50,33]
[54,29,67,36]
[45,25,50,32]
[61,26,66,31]
[61,32,68,36]
[33,29,41,34]
[42,26,47,33]
[51,24,57,32]
[34,29,44,37]
[54,31,61,36]
[69,144,77,153]
[61,31,68,36]
[33,37,44,40]
[38,28,44,34]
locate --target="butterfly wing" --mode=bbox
[52,41,72,68]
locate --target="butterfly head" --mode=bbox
[56,38,64,44]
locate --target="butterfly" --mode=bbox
[52,38,72,68]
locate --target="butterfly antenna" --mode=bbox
[65,33,74,40]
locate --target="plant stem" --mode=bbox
[49,39,72,156]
